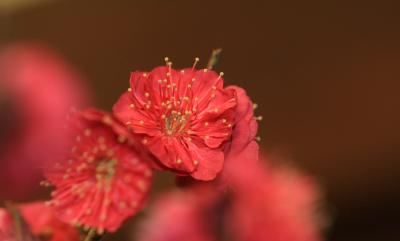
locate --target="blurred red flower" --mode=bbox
[113,64,258,181]
[0,43,90,199]
[227,159,323,241]
[44,108,153,234]
[137,188,218,241]
[0,202,79,241]
[20,202,80,241]
[137,158,323,241]
[0,208,17,241]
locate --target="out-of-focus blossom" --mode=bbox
[0,208,16,241]
[44,108,153,234]
[136,187,218,241]
[137,158,323,241]
[113,63,258,181]
[0,202,78,241]
[20,202,79,241]
[0,43,89,199]
[227,159,322,241]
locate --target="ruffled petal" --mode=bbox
[113,92,160,136]
[187,140,224,181]
[146,136,196,173]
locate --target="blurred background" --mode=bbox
[1,0,399,240]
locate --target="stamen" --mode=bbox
[217,72,224,80]
[40,180,51,187]
[84,129,91,137]
[192,57,200,69]
[144,169,152,177]
[137,180,147,191]
[102,115,113,125]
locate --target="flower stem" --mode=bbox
[83,228,101,241]
[4,201,38,241]
[6,203,21,241]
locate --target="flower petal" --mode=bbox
[187,140,224,181]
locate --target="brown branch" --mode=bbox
[83,228,104,241]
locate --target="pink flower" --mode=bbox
[175,86,259,187]
[136,158,322,241]
[227,159,323,241]
[220,86,259,185]
[20,202,79,241]
[0,43,89,199]
[113,65,237,180]
[44,108,153,234]
[136,187,219,241]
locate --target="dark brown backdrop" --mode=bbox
[1,0,399,240]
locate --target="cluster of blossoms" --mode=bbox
[0,44,323,241]
[42,58,262,235]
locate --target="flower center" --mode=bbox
[96,159,117,182]
[163,110,191,136]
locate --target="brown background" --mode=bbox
[1,0,400,240]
